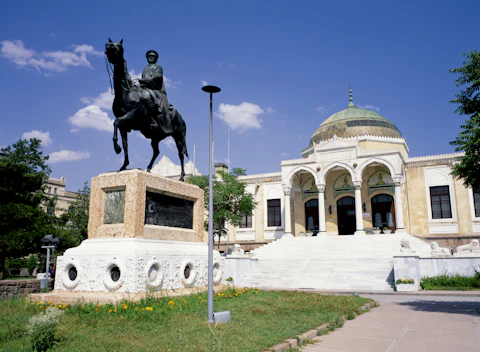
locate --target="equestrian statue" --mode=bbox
[105,38,188,181]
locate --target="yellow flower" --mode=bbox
[39,305,43,309]
[38,301,43,305]
[109,309,112,313]
[142,308,145,311]
[58,304,63,308]
[201,300,206,303]
[146,307,153,311]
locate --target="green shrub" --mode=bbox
[27,255,38,277]
[420,273,480,290]
[27,306,64,351]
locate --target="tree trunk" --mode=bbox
[0,254,5,279]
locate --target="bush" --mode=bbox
[27,306,64,351]
[420,274,480,290]
[27,255,38,276]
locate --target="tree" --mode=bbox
[187,168,257,248]
[450,50,480,187]
[56,182,90,251]
[0,139,53,275]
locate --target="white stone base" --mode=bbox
[396,284,416,292]
[54,238,224,293]
[354,230,367,236]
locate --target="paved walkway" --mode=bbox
[301,293,480,352]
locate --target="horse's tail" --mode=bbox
[172,107,189,159]
[181,122,189,159]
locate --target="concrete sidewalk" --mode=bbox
[301,294,480,352]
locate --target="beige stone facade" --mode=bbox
[154,96,480,250]
[44,177,79,217]
[88,169,205,242]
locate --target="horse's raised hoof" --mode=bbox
[114,144,122,154]
[146,167,151,173]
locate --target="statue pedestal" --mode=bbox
[51,170,224,297]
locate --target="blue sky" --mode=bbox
[1,1,478,192]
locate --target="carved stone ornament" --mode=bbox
[180,260,197,287]
[400,239,415,253]
[354,181,362,190]
[430,242,452,257]
[283,186,292,196]
[144,257,164,289]
[316,184,326,193]
[455,240,480,256]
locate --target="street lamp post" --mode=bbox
[40,235,59,289]
[201,85,221,324]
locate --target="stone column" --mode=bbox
[394,181,406,234]
[283,186,294,238]
[354,182,366,235]
[317,184,327,235]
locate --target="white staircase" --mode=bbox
[242,234,431,291]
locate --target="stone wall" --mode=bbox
[393,255,480,291]
[0,279,54,299]
[224,257,258,287]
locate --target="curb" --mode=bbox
[264,301,378,352]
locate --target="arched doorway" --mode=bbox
[371,194,395,231]
[337,196,356,236]
[304,199,319,234]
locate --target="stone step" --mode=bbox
[238,234,429,291]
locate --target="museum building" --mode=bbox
[222,92,480,247]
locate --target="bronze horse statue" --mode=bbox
[104,38,188,181]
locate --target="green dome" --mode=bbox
[310,93,402,145]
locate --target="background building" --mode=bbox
[153,92,480,251]
[44,177,79,217]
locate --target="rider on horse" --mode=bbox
[138,50,173,134]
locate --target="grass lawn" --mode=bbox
[0,287,371,352]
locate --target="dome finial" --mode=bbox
[348,86,356,108]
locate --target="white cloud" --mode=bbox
[0,40,35,65]
[316,106,328,115]
[73,44,103,57]
[358,104,380,112]
[80,89,113,110]
[217,60,235,67]
[47,150,91,164]
[281,152,290,157]
[22,130,52,146]
[265,106,276,113]
[201,80,208,86]
[216,102,263,133]
[129,69,142,81]
[161,137,176,151]
[0,40,101,73]
[164,76,181,88]
[68,105,114,132]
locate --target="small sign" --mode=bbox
[362,213,370,218]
